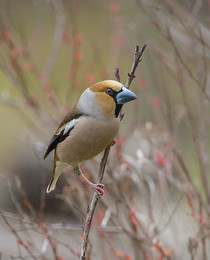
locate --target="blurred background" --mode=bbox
[0,0,209,259]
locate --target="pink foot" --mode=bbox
[79,172,104,197]
[90,183,104,197]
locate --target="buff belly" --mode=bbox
[56,116,119,165]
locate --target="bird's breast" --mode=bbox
[56,116,119,165]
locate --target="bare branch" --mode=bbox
[0,210,36,260]
[80,44,146,260]
[80,146,111,259]
[114,67,121,82]
[125,44,147,89]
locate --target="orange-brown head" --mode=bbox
[77,80,137,118]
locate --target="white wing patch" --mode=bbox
[56,118,80,135]
[63,118,79,134]
[44,117,81,160]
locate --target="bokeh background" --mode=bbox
[0,0,209,259]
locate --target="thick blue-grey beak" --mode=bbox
[116,87,138,105]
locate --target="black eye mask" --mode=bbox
[105,88,123,117]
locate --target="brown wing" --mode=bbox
[57,106,82,129]
[43,107,83,159]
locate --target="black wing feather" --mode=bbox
[44,108,83,160]
[44,127,74,159]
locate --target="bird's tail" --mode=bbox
[46,152,67,193]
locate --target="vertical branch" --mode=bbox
[80,146,111,259]
[114,67,121,82]
[125,44,147,89]
[80,44,147,260]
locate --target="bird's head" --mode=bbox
[77,80,137,118]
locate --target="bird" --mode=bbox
[44,80,137,197]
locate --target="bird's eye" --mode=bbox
[106,88,113,95]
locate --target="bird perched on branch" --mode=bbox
[44,80,137,197]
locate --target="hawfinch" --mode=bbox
[44,80,137,196]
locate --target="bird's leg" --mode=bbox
[73,165,104,197]
[80,174,104,197]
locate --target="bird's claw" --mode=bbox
[91,183,104,197]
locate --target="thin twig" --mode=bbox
[80,44,147,260]
[114,67,121,82]
[0,210,36,260]
[125,44,147,89]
